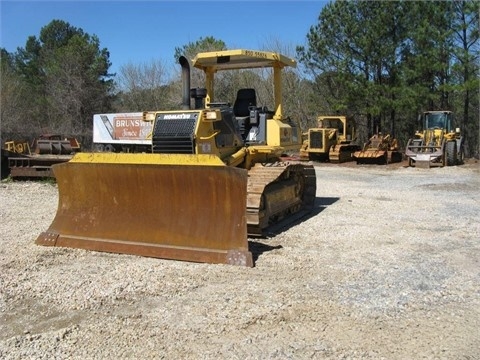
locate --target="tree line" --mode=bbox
[1,1,479,156]
[297,0,479,155]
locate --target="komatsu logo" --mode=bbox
[162,113,194,120]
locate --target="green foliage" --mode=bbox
[0,176,14,184]
[39,177,57,186]
[3,20,114,148]
[114,60,173,111]
[173,36,228,95]
[174,36,227,61]
[1,48,29,139]
[297,0,479,155]
[2,8,478,157]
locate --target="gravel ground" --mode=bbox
[1,160,479,359]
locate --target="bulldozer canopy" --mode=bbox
[192,49,296,72]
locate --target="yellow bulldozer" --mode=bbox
[299,115,360,163]
[36,49,317,267]
[405,110,464,168]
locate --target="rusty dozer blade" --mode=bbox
[354,150,388,164]
[36,153,253,267]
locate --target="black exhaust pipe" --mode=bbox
[179,56,190,110]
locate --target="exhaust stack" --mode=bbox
[179,56,190,110]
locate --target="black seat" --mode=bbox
[233,88,256,117]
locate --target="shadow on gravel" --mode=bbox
[263,196,339,236]
[248,196,340,264]
[249,242,283,263]
[316,196,340,208]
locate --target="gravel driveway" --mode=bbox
[1,160,479,359]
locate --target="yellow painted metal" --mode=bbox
[192,49,296,72]
[266,118,302,149]
[69,152,226,166]
[302,116,359,162]
[205,69,215,105]
[273,66,283,120]
[35,49,316,267]
[4,140,31,154]
[405,110,461,168]
[193,49,295,121]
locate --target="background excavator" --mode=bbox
[36,49,317,267]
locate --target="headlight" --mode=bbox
[205,110,219,120]
[143,112,156,121]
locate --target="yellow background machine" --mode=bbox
[405,110,464,168]
[300,115,360,163]
[353,133,402,165]
[36,49,317,267]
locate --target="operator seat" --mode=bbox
[233,88,256,138]
[233,88,256,117]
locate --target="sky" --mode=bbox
[0,0,327,74]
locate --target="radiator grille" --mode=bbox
[309,131,323,150]
[152,114,198,154]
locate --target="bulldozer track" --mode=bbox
[246,162,316,236]
[329,144,359,163]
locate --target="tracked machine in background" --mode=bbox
[3,134,80,179]
[36,49,317,267]
[353,133,402,165]
[300,115,360,163]
[405,110,463,168]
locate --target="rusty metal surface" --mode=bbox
[246,163,316,236]
[8,154,73,179]
[354,149,402,165]
[36,161,252,267]
[36,140,73,155]
[10,167,54,178]
[354,150,388,164]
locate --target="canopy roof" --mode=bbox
[192,49,296,72]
